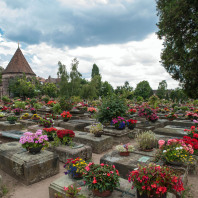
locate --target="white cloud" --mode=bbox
[0,33,179,90]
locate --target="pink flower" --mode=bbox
[158,140,165,148]
[64,187,68,191]
[85,166,90,171]
[100,163,105,166]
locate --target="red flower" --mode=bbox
[93,177,97,184]
[107,173,110,177]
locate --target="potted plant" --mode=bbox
[19,130,48,154]
[1,106,8,112]
[45,113,59,120]
[76,102,88,112]
[136,131,157,151]
[7,116,17,124]
[60,111,72,122]
[20,113,30,120]
[47,100,56,107]
[87,107,97,114]
[185,112,197,121]
[128,108,137,115]
[128,163,185,198]
[64,158,87,179]
[42,127,57,141]
[12,108,23,115]
[0,112,5,120]
[30,107,37,114]
[147,113,159,123]
[156,139,194,165]
[115,143,135,156]
[83,162,120,197]
[39,118,53,128]
[165,112,177,121]
[31,114,41,121]
[111,117,126,130]
[54,129,75,145]
[89,122,104,137]
[126,119,137,130]
[63,184,85,198]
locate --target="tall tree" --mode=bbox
[134,80,153,100]
[156,80,167,99]
[101,81,114,97]
[91,64,100,78]
[70,58,82,96]
[57,61,69,97]
[0,66,4,84]
[156,0,198,98]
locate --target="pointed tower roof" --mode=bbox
[2,46,36,76]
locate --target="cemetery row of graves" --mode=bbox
[0,95,198,198]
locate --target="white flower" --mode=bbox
[163,150,167,153]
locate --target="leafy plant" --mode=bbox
[52,103,62,114]
[89,122,103,134]
[14,101,25,109]
[64,184,85,198]
[7,116,17,121]
[2,96,10,103]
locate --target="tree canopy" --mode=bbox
[156,0,198,98]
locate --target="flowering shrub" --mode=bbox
[60,111,72,120]
[147,113,159,122]
[128,163,185,197]
[115,143,134,152]
[138,106,154,118]
[185,112,198,120]
[126,119,137,129]
[165,112,178,120]
[112,117,126,129]
[64,158,87,177]
[31,114,41,120]
[43,127,57,138]
[47,100,56,106]
[39,118,53,128]
[45,113,59,120]
[19,130,48,149]
[89,122,103,134]
[63,184,85,198]
[83,163,120,193]
[12,108,23,114]
[53,129,75,145]
[1,106,8,111]
[128,108,137,114]
[87,107,97,113]
[20,113,30,120]
[157,139,194,164]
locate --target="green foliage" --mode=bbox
[7,116,17,121]
[42,97,50,104]
[2,95,10,103]
[0,66,4,84]
[30,98,37,105]
[170,88,188,103]
[101,81,114,97]
[59,97,73,111]
[193,100,198,106]
[91,63,100,78]
[52,103,62,114]
[115,81,133,99]
[70,96,81,103]
[156,80,167,99]
[33,103,42,110]
[156,0,198,98]
[97,95,127,124]
[42,83,58,98]
[14,101,25,109]
[136,96,143,103]
[134,80,153,100]
[148,95,160,108]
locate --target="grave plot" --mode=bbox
[0,142,59,185]
[19,119,37,127]
[153,125,187,137]
[164,119,194,128]
[84,125,137,144]
[0,121,23,131]
[1,130,24,140]
[48,143,92,163]
[73,131,113,154]
[27,125,64,133]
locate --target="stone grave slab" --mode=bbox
[0,142,59,185]
[100,150,155,179]
[27,125,64,133]
[164,119,194,128]
[153,125,187,137]
[136,120,166,131]
[59,120,93,131]
[0,121,23,131]
[73,131,113,154]
[1,130,24,140]
[84,125,136,144]
[48,143,92,163]
[19,119,37,127]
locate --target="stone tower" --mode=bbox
[2,46,36,96]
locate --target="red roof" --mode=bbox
[2,47,36,75]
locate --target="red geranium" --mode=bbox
[57,129,75,139]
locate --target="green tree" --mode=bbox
[170,87,188,103]
[134,81,153,100]
[156,0,198,98]
[101,81,114,97]
[91,64,100,78]
[42,83,58,98]
[57,61,69,97]
[156,80,167,99]
[69,58,82,96]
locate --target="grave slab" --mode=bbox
[164,120,194,128]
[27,125,64,133]
[59,120,93,131]
[19,119,37,127]
[0,121,23,131]
[1,130,24,140]
[0,142,59,185]
[153,126,187,137]
[73,131,113,154]
[100,150,155,179]
[48,143,92,163]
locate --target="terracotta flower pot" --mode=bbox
[120,151,130,156]
[92,189,112,197]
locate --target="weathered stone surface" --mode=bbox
[27,125,64,133]
[164,119,194,128]
[1,130,24,140]
[0,175,3,198]
[59,120,93,131]
[154,126,187,137]
[84,125,137,144]
[0,142,59,185]
[73,131,113,154]
[100,150,155,179]
[48,143,92,163]
[136,120,166,131]
[19,119,37,127]
[0,121,23,131]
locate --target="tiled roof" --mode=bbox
[2,47,36,75]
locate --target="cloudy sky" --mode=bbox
[0,0,179,89]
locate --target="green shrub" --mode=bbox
[97,95,127,124]
[59,97,73,111]
[2,96,10,103]
[14,101,25,109]
[52,103,62,114]
[42,96,50,104]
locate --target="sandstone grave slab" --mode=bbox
[0,121,23,131]
[0,142,59,185]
